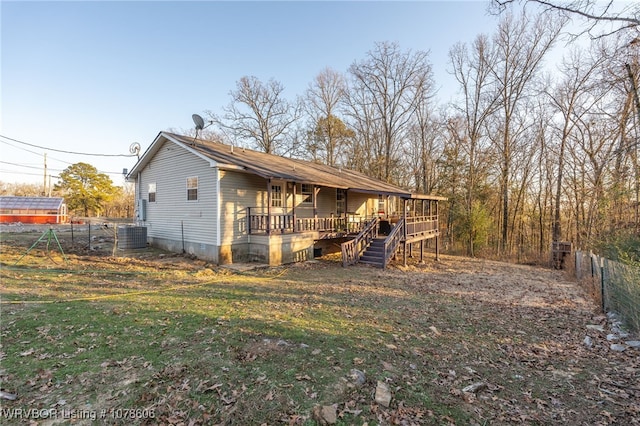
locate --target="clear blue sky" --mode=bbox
[1,1,500,186]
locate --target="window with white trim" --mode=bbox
[336,189,346,215]
[301,183,313,204]
[148,183,156,202]
[271,185,283,207]
[187,177,198,201]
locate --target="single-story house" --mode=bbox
[0,196,68,224]
[127,132,445,267]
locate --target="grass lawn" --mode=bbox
[1,229,639,425]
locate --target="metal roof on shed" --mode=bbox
[0,197,64,210]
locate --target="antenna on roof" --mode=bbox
[191,113,213,146]
[129,142,141,160]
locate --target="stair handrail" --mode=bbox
[383,216,405,269]
[341,217,379,267]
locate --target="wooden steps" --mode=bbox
[359,237,386,267]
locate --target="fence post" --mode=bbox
[600,257,606,313]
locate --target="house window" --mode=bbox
[187,177,198,201]
[336,189,346,215]
[271,185,283,207]
[148,183,156,202]
[378,195,385,214]
[301,184,313,204]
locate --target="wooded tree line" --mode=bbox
[204,6,639,259]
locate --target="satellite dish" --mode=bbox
[192,114,205,131]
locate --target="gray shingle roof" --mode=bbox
[165,133,414,197]
[129,132,446,200]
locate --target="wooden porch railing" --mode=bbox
[383,216,405,269]
[247,208,368,234]
[405,215,438,239]
[341,217,379,267]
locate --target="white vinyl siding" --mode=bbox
[138,140,217,246]
[347,192,376,218]
[218,170,268,245]
[315,187,337,218]
[316,189,377,219]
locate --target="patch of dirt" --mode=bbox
[398,255,591,309]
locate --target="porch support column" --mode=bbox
[344,189,348,216]
[403,198,408,266]
[267,179,272,235]
[292,182,297,233]
[344,189,348,232]
[435,200,440,261]
[313,187,320,218]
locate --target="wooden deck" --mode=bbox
[344,215,440,268]
[248,194,444,268]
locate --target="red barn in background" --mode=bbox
[0,197,68,224]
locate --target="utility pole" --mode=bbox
[43,153,47,196]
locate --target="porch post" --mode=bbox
[435,200,440,261]
[403,198,408,266]
[314,186,320,220]
[343,189,348,232]
[314,186,320,231]
[344,188,348,216]
[267,179,272,235]
[292,182,297,233]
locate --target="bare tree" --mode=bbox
[489,11,564,253]
[212,76,300,155]
[546,45,609,245]
[404,102,441,194]
[304,68,353,166]
[342,85,384,175]
[492,0,639,39]
[346,41,434,182]
[449,33,500,256]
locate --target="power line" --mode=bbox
[0,134,137,158]
[0,169,50,178]
[0,164,128,178]
[0,139,51,157]
[0,160,64,172]
[0,139,105,167]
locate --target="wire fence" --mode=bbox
[575,250,640,333]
